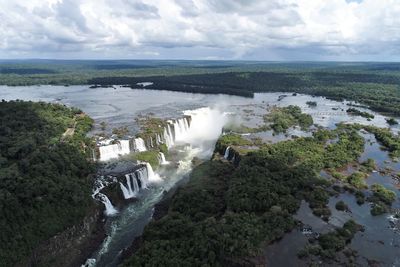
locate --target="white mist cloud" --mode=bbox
[0,0,400,60]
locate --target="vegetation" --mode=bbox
[370,184,396,205]
[0,100,94,266]
[346,108,375,119]
[335,201,349,211]
[367,184,396,216]
[124,140,334,266]
[136,117,168,140]
[127,151,161,169]
[386,118,399,125]
[3,61,400,115]
[298,220,362,260]
[123,118,378,265]
[337,123,400,158]
[346,171,368,189]
[365,126,400,158]
[306,101,317,107]
[370,203,388,216]
[360,158,376,173]
[112,126,129,138]
[264,105,313,133]
[215,133,252,156]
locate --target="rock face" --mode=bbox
[17,205,105,267]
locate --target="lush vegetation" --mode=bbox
[264,105,313,133]
[123,119,376,265]
[125,151,161,169]
[298,220,363,260]
[0,100,95,266]
[369,184,396,216]
[124,141,334,266]
[365,126,400,158]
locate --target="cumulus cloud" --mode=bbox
[0,0,399,60]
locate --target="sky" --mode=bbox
[0,0,400,61]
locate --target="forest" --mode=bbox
[123,122,373,266]
[0,100,95,267]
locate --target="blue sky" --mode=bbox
[0,0,399,61]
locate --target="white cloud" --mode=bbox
[0,0,399,60]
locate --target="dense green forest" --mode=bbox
[1,61,400,115]
[0,100,94,266]
[123,123,372,266]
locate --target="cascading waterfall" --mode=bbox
[134,138,147,152]
[170,117,191,142]
[96,193,118,216]
[98,140,130,161]
[136,167,148,189]
[119,166,152,199]
[145,162,161,182]
[120,173,141,199]
[156,134,162,145]
[150,137,154,148]
[85,107,232,266]
[163,124,175,148]
[91,176,119,216]
[158,152,168,165]
[224,146,231,159]
[96,116,192,161]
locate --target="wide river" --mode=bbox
[1,85,399,266]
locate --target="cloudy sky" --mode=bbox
[0,0,399,60]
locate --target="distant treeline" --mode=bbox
[89,71,400,115]
[0,68,57,75]
[2,61,400,114]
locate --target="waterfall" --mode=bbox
[145,162,162,182]
[156,134,162,145]
[150,137,154,148]
[173,117,191,141]
[119,182,131,199]
[97,193,118,216]
[136,167,148,188]
[134,138,147,152]
[224,146,230,159]
[167,124,174,146]
[158,152,168,165]
[98,140,130,161]
[120,173,142,199]
[163,126,174,148]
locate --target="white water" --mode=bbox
[146,162,162,183]
[97,193,118,216]
[98,140,130,161]
[177,107,230,158]
[224,146,231,159]
[119,164,160,199]
[119,174,138,199]
[134,138,147,152]
[163,124,174,148]
[86,107,231,266]
[158,152,169,165]
[172,117,190,140]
